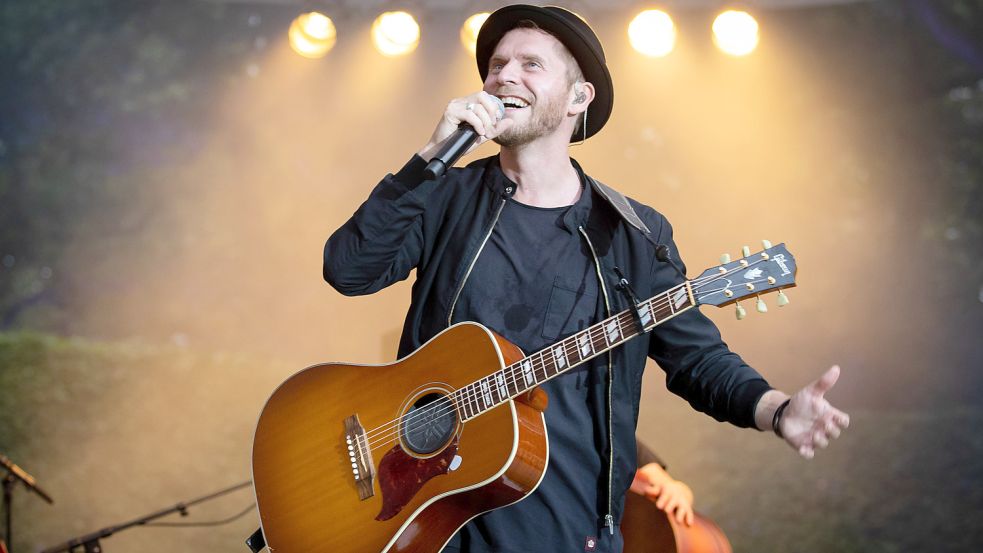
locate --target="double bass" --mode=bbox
[621,492,732,553]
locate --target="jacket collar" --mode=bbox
[475,155,652,237]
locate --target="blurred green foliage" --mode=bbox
[0,0,278,330]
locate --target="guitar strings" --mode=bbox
[362,297,657,451]
[362,258,779,452]
[362,258,766,446]
[362,260,776,451]
[362,281,682,449]
[363,260,777,452]
[363,309,641,452]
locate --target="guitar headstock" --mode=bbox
[691,241,796,316]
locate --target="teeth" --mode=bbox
[499,96,529,108]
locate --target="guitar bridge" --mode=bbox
[344,413,376,500]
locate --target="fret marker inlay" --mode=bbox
[606,320,620,343]
[553,347,567,369]
[578,334,592,357]
[495,372,508,398]
[672,288,687,310]
[480,380,492,406]
[521,359,535,385]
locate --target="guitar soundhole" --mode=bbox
[401,392,457,455]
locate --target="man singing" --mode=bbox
[324,5,849,552]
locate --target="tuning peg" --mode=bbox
[761,239,772,249]
[777,290,789,307]
[720,253,731,264]
[756,296,768,313]
[735,302,747,320]
[742,245,751,257]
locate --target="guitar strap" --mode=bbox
[584,176,660,332]
[586,176,652,236]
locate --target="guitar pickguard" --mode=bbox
[375,437,459,521]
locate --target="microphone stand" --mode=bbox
[0,453,55,553]
[3,472,13,552]
[40,480,252,553]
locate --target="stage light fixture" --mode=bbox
[628,9,676,58]
[288,11,336,59]
[372,11,420,57]
[712,10,759,56]
[461,12,490,54]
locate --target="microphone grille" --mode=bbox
[489,95,505,120]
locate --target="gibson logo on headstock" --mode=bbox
[772,254,791,276]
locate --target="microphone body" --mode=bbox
[424,96,505,180]
[424,126,481,180]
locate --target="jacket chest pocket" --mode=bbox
[542,277,598,342]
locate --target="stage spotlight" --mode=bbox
[372,11,420,57]
[288,11,336,59]
[628,9,675,58]
[461,12,490,54]
[712,10,759,56]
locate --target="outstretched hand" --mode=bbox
[780,365,851,459]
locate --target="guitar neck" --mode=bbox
[454,281,696,421]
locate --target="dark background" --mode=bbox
[1,1,981,551]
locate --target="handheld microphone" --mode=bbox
[424,96,506,180]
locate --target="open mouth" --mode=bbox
[497,95,530,110]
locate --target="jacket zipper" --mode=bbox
[578,225,616,535]
[447,194,509,326]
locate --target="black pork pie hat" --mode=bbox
[476,4,614,141]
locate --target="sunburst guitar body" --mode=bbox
[252,323,549,553]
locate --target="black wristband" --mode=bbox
[772,398,791,439]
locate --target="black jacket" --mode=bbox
[323,154,771,528]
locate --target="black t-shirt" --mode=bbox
[448,169,624,553]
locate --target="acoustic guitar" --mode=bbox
[251,243,796,553]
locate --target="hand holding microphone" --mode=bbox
[419,92,512,180]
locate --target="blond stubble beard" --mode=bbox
[492,92,568,148]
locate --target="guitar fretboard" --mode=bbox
[452,281,695,421]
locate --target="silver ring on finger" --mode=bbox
[466,103,475,112]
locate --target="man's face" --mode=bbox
[482,28,577,147]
